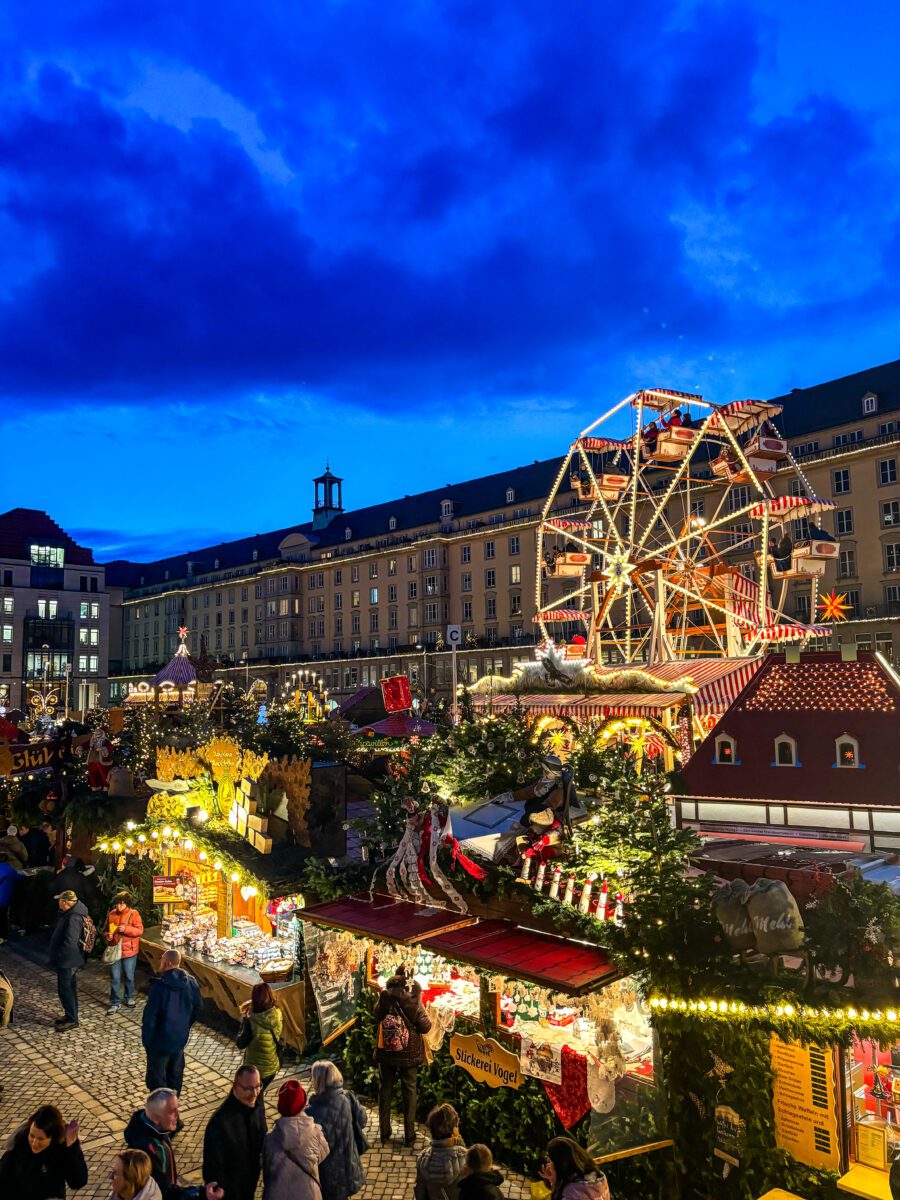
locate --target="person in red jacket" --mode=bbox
[103,890,144,1014]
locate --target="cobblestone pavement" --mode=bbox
[0,939,531,1199]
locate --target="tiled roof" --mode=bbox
[102,456,565,589]
[772,357,900,439]
[0,508,95,566]
[738,660,897,714]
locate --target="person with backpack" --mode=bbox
[48,888,94,1031]
[374,966,432,1147]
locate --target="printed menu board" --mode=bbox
[770,1034,841,1172]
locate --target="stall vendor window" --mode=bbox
[846,1031,900,1173]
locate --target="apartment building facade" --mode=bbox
[0,509,112,712]
[108,360,900,706]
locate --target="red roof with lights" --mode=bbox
[682,651,900,805]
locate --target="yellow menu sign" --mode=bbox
[450,1033,523,1089]
[770,1034,841,1172]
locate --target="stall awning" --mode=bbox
[638,658,763,717]
[472,692,684,718]
[424,920,618,995]
[297,893,475,945]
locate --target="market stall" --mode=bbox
[135,841,307,1048]
[297,893,660,1151]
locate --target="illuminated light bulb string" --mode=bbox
[649,995,900,1031]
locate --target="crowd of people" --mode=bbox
[0,887,612,1199]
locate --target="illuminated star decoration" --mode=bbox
[601,547,635,594]
[817,591,852,622]
[178,625,190,640]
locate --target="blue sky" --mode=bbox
[2,1,900,560]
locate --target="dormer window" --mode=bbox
[835,733,861,768]
[714,733,737,765]
[440,500,453,520]
[774,734,798,767]
[345,527,352,541]
[863,392,878,415]
[389,516,397,531]
[506,487,515,504]
[164,570,169,581]
[252,550,258,561]
[214,558,220,569]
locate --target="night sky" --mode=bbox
[2,2,899,561]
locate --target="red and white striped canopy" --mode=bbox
[756,623,830,643]
[710,399,783,435]
[576,436,628,452]
[747,495,837,520]
[633,658,763,717]
[543,519,595,530]
[471,692,684,718]
[535,609,591,623]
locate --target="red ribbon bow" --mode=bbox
[443,835,488,881]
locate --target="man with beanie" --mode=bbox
[263,1079,330,1200]
[142,948,203,1094]
[48,888,90,1030]
[203,1065,268,1200]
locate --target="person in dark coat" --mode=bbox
[47,889,88,1030]
[18,824,52,868]
[0,1103,88,1200]
[125,1089,223,1200]
[375,967,432,1146]
[458,1145,505,1200]
[0,825,28,868]
[306,1060,367,1200]
[202,1066,268,1200]
[53,857,100,916]
[141,949,202,1095]
[0,853,17,942]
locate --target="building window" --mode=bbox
[833,469,851,495]
[485,569,496,588]
[506,487,515,503]
[838,549,857,578]
[351,566,360,583]
[425,575,438,595]
[485,541,495,560]
[879,459,898,486]
[485,597,497,619]
[880,421,896,436]
[370,587,379,604]
[463,600,472,622]
[885,544,900,573]
[729,486,750,513]
[424,548,437,568]
[509,535,520,555]
[1,626,12,644]
[881,501,900,528]
[834,429,862,447]
[389,516,397,531]
[794,594,811,621]
[37,599,58,619]
[1,598,11,615]
[388,560,397,576]
[408,582,418,600]
[408,555,417,572]
[835,734,860,769]
[690,500,705,520]
[388,609,398,629]
[388,585,397,603]
[793,441,819,457]
[836,508,854,536]
[370,612,379,632]
[369,562,378,579]
[714,733,737,765]
[461,545,471,564]
[863,392,878,415]
[510,564,521,584]
[409,606,418,627]
[351,613,361,634]
[351,590,360,608]
[788,479,803,499]
[462,572,472,592]
[774,734,798,767]
[30,545,64,567]
[510,594,522,615]
[345,527,352,541]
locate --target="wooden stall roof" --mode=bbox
[297,893,475,945]
[423,919,618,995]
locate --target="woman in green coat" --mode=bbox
[237,982,283,1090]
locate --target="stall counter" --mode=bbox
[139,926,305,1051]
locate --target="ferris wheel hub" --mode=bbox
[600,547,636,593]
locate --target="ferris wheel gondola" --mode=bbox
[535,389,835,663]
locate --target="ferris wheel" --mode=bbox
[535,388,839,664]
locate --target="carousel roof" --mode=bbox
[359,714,439,738]
[151,636,197,688]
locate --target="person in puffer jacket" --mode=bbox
[237,982,283,1090]
[263,1079,329,1200]
[414,1104,467,1200]
[540,1137,610,1200]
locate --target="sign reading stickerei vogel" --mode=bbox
[450,1033,523,1089]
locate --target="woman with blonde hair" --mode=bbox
[107,1148,162,1200]
[306,1060,368,1200]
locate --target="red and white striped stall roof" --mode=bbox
[534,609,591,623]
[747,495,836,519]
[612,658,764,717]
[710,399,783,435]
[471,692,686,718]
